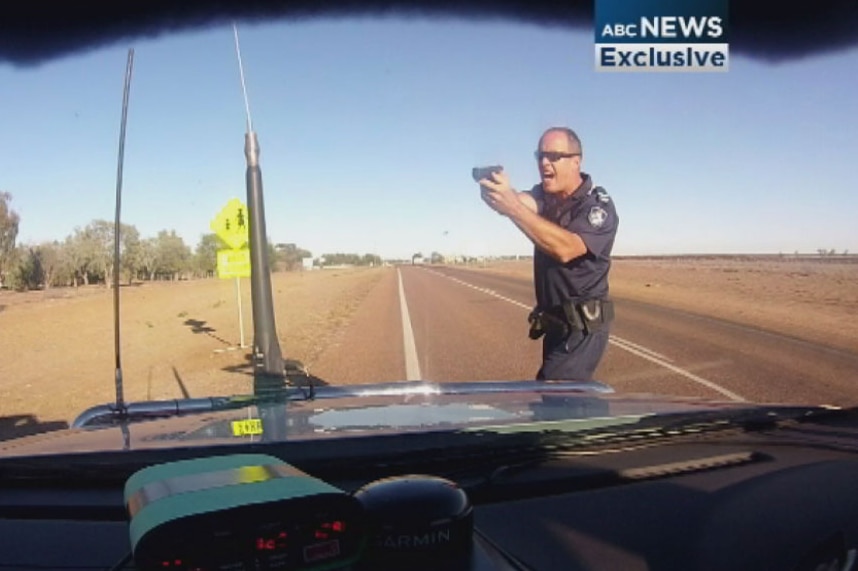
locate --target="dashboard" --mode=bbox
[1,411,858,571]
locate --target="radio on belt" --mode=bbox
[123,454,367,571]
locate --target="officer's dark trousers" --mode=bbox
[536,324,611,381]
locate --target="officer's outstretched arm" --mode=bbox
[506,203,587,263]
[516,191,539,213]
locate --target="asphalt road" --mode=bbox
[311,265,858,408]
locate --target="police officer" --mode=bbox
[477,127,618,381]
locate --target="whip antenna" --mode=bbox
[231,23,287,384]
[112,48,135,413]
[233,23,253,134]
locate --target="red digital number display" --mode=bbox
[320,520,345,532]
[256,531,288,552]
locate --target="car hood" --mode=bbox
[0,381,789,460]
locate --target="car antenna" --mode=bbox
[111,47,135,421]
[233,23,309,395]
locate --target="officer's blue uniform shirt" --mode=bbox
[530,173,619,309]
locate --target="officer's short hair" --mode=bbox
[540,127,582,155]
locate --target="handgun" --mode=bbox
[471,165,503,183]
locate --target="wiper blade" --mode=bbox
[627,404,840,434]
[496,404,838,452]
[72,380,614,428]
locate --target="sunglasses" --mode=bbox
[534,151,580,162]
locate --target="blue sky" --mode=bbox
[1,17,856,259]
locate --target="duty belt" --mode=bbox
[528,298,615,339]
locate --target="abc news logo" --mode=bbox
[601,16,724,40]
[595,15,729,72]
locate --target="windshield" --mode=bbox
[0,11,856,457]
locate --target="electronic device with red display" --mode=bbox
[123,454,367,571]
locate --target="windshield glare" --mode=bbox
[0,15,856,453]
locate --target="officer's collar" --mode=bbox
[569,172,593,199]
[545,172,592,206]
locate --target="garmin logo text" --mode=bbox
[380,528,452,549]
[595,0,729,72]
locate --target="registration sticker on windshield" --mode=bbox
[231,419,263,437]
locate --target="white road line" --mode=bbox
[605,339,746,402]
[429,268,746,403]
[398,268,422,381]
[610,337,674,363]
[438,271,532,311]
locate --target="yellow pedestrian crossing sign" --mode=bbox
[217,248,251,279]
[211,198,250,250]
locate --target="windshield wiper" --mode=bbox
[499,404,841,451]
[621,404,841,436]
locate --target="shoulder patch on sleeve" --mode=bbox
[588,205,608,228]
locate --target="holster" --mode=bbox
[528,309,568,339]
[528,299,614,339]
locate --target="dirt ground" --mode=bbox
[1,257,857,441]
[0,268,385,440]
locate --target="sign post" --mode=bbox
[236,276,244,348]
[210,198,251,348]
